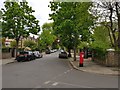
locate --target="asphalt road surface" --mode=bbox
[2,51,118,89]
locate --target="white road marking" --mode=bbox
[57,81,94,88]
[44,81,51,84]
[52,82,58,86]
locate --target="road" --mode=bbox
[2,51,118,88]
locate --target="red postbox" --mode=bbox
[79,51,84,67]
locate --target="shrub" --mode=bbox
[24,40,37,50]
[18,48,24,51]
[10,40,16,48]
[93,47,107,60]
[2,47,10,53]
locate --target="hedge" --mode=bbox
[2,47,11,53]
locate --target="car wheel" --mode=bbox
[28,58,31,61]
[17,60,21,62]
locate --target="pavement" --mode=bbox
[1,52,46,65]
[1,58,16,65]
[69,55,120,76]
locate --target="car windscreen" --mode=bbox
[61,52,67,54]
[20,51,28,54]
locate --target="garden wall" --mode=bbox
[94,51,120,67]
[2,48,16,59]
[2,52,11,59]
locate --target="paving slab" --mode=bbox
[1,58,16,65]
[69,56,119,76]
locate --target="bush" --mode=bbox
[24,40,37,50]
[2,47,11,53]
[10,40,16,48]
[18,48,24,51]
[93,47,107,60]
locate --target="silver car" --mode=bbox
[33,51,43,58]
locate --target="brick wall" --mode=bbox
[94,51,120,67]
[106,51,120,67]
[2,52,11,59]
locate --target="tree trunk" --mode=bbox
[73,46,76,61]
[117,14,120,49]
[106,26,114,47]
[115,2,120,49]
[109,7,117,49]
[68,48,71,57]
[15,38,20,58]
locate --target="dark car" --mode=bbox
[87,49,92,57]
[59,51,68,59]
[16,51,28,62]
[16,51,35,62]
[45,49,51,54]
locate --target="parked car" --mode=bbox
[16,51,35,62]
[59,50,68,59]
[16,51,28,62]
[26,51,36,60]
[33,51,43,58]
[50,49,54,53]
[45,49,51,54]
[87,49,92,57]
[54,49,57,52]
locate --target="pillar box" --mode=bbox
[79,51,84,67]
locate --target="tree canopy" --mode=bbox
[39,22,56,50]
[49,2,94,60]
[1,0,40,56]
[2,0,40,44]
[91,1,120,50]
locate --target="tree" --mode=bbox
[91,1,120,50]
[91,25,111,50]
[0,10,2,47]
[1,37,5,47]
[2,0,40,56]
[24,39,37,50]
[10,40,17,48]
[38,22,56,50]
[49,2,94,60]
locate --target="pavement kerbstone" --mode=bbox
[1,52,46,65]
[69,57,119,76]
[1,58,16,65]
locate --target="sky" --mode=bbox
[0,0,53,38]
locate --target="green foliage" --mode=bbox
[10,40,16,48]
[24,40,37,50]
[42,22,53,30]
[91,26,111,50]
[2,47,10,53]
[1,38,5,47]
[39,22,56,50]
[93,47,107,60]
[18,48,24,51]
[49,2,94,50]
[78,42,89,49]
[1,0,40,57]
[2,1,40,45]
[90,25,111,60]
